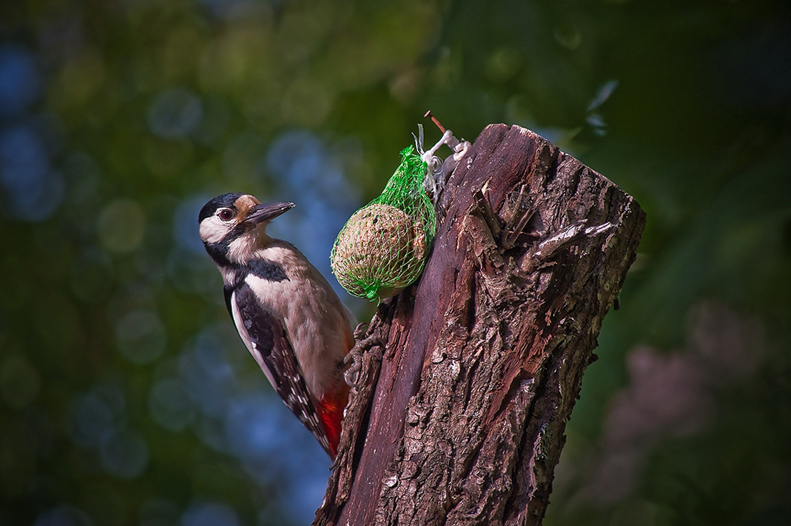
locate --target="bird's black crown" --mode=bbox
[198,193,244,223]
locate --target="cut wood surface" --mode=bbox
[314,123,646,526]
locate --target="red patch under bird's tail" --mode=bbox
[316,385,350,459]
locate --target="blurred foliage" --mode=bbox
[0,0,789,525]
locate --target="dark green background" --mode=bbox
[1,0,789,525]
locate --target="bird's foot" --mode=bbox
[353,322,369,341]
[343,328,385,387]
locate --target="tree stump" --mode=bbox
[314,124,646,526]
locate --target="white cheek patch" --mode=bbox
[199,217,232,245]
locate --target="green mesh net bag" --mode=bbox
[331,145,437,302]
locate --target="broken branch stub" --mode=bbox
[314,124,646,526]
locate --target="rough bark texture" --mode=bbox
[314,124,646,526]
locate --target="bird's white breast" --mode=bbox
[242,242,355,398]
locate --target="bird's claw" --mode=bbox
[343,332,385,387]
[353,322,369,341]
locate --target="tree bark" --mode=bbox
[314,124,646,526]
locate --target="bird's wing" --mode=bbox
[230,282,332,457]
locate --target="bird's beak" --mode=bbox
[244,201,295,226]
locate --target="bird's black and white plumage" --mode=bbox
[198,193,356,458]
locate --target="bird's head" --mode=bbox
[198,193,294,266]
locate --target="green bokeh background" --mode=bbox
[1,1,789,525]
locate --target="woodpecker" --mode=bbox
[198,193,356,459]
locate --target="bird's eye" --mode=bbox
[218,209,235,221]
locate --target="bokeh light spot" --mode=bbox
[224,394,285,460]
[192,98,230,145]
[33,506,94,526]
[115,310,167,365]
[180,502,240,526]
[97,199,146,253]
[69,394,115,448]
[52,49,105,110]
[0,45,40,115]
[99,427,149,479]
[485,47,522,83]
[147,88,203,139]
[281,77,335,127]
[177,328,237,418]
[198,0,267,21]
[0,125,64,221]
[149,378,195,431]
